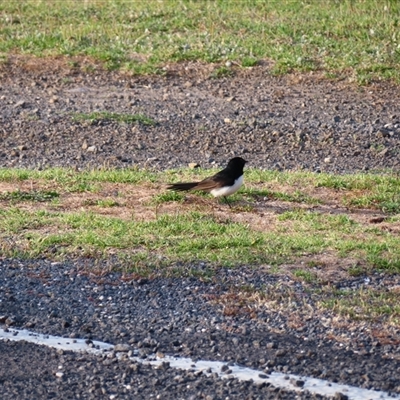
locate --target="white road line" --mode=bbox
[0,327,397,400]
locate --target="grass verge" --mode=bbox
[0,166,399,270]
[1,165,400,326]
[0,1,399,82]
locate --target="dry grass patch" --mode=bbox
[0,179,281,231]
[277,253,369,283]
[206,273,400,347]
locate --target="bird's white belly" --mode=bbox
[210,175,243,197]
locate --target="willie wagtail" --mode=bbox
[167,157,247,207]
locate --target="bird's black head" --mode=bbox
[228,157,247,167]
[227,157,247,169]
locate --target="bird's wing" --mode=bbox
[194,170,235,191]
[167,182,199,191]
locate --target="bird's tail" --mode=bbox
[167,182,199,192]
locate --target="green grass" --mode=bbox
[1,199,400,273]
[0,189,59,202]
[314,173,400,212]
[72,112,156,125]
[244,187,321,205]
[293,269,317,283]
[152,190,185,205]
[82,198,120,207]
[347,264,365,277]
[1,0,400,82]
[1,166,400,211]
[0,209,268,265]
[321,287,400,323]
[247,169,400,213]
[248,280,400,325]
[211,65,233,78]
[0,167,400,272]
[276,210,400,272]
[0,166,158,191]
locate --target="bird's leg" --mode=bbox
[223,196,232,209]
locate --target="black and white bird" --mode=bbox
[167,157,247,207]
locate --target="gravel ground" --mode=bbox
[1,258,400,399]
[1,58,400,399]
[1,58,400,173]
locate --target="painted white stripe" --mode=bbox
[0,328,397,400]
[0,327,113,353]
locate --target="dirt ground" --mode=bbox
[1,55,400,173]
